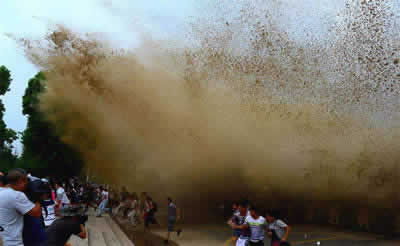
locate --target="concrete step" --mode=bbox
[87,207,98,217]
[69,210,133,246]
[93,215,122,246]
[88,227,107,246]
[105,216,135,246]
[69,234,89,246]
[103,231,122,246]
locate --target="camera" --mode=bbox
[25,176,51,203]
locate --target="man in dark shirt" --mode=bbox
[164,197,182,244]
[144,196,159,229]
[46,207,87,246]
[229,201,251,246]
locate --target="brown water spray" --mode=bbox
[12,0,400,214]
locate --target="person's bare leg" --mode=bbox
[233,236,238,246]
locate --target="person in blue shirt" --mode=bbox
[23,179,50,246]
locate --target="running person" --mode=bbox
[229,201,250,246]
[96,187,109,217]
[229,201,240,246]
[231,206,267,246]
[55,182,70,209]
[127,193,139,226]
[144,196,159,229]
[164,197,182,244]
[266,210,290,246]
[140,192,148,222]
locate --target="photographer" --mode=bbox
[0,169,42,246]
[46,206,87,246]
[23,175,50,246]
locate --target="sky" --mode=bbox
[2,0,397,154]
[0,0,198,153]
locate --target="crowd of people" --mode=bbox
[108,190,182,244]
[0,169,182,246]
[0,169,89,246]
[0,169,291,246]
[228,200,291,246]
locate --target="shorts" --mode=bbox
[233,229,242,237]
[248,241,264,246]
[145,213,157,227]
[168,217,176,232]
[236,238,249,246]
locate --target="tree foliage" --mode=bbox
[0,66,18,170]
[20,72,84,177]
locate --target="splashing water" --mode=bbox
[12,0,400,212]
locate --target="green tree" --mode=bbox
[20,72,84,177]
[0,66,18,170]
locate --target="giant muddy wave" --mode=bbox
[12,0,400,212]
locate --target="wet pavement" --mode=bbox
[150,223,398,246]
[114,214,399,246]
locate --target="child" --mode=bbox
[42,192,56,227]
[266,210,290,246]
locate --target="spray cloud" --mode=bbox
[13,0,400,211]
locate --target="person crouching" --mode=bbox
[46,206,87,246]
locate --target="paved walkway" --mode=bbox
[113,216,179,246]
[68,210,135,246]
[150,223,399,246]
[2,213,399,246]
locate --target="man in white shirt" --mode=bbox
[231,206,267,246]
[0,169,42,246]
[96,187,109,217]
[127,193,139,225]
[55,183,70,208]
